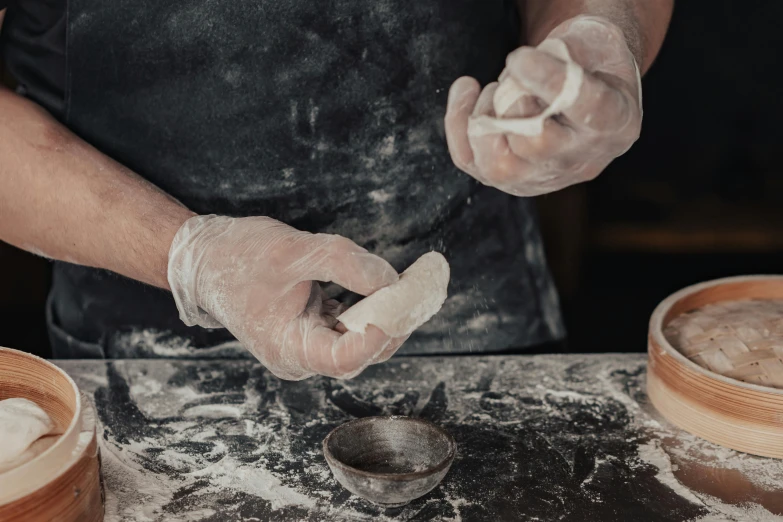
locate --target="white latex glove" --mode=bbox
[445,15,642,197]
[168,215,408,380]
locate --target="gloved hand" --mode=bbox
[445,15,642,197]
[168,215,408,380]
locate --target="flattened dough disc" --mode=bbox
[337,252,450,337]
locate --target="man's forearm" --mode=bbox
[0,85,195,289]
[520,0,673,73]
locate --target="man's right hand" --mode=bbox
[168,215,407,380]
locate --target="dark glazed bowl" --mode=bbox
[323,416,457,507]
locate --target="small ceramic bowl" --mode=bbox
[323,416,456,507]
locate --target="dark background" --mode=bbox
[2,0,783,358]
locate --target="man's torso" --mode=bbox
[1,0,565,358]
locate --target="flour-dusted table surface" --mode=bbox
[57,355,783,521]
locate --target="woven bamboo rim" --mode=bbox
[648,275,783,459]
[0,347,103,521]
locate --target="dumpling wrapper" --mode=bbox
[468,38,584,138]
[0,398,54,470]
[337,252,450,337]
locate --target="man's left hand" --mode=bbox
[445,15,642,197]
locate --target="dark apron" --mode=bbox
[49,0,565,358]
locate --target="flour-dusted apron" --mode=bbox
[48,0,565,358]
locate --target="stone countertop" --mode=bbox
[57,355,783,521]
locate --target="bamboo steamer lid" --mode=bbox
[0,347,103,521]
[665,299,783,389]
[648,276,783,459]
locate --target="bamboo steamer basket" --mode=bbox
[0,347,103,521]
[648,275,783,459]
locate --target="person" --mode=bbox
[0,1,672,379]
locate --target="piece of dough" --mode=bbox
[0,435,59,474]
[468,38,584,138]
[492,77,529,118]
[0,398,54,469]
[337,252,450,337]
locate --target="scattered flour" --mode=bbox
[527,358,783,521]
[183,404,243,419]
[61,355,783,521]
[100,441,177,521]
[541,388,595,402]
[188,457,316,511]
[636,440,705,505]
[114,329,246,359]
[368,189,393,203]
[660,430,783,492]
[691,504,783,522]
[635,440,782,521]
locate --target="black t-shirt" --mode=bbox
[0,0,66,117]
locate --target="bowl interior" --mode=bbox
[326,417,454,475]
